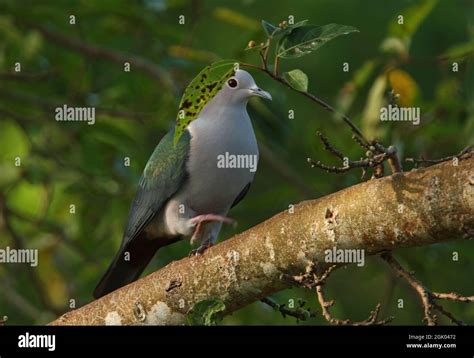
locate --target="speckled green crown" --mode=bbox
[173,60,237,145]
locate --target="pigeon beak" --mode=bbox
[250,87,272,101]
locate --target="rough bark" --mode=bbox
[50,157,474,325]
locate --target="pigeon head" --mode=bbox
[217,69,272,105]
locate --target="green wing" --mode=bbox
[122,127,191,246]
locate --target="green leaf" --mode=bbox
[261,19,308,38]
[441,41,474,61]
[7,181,48,219]
[173,60,237,145]
[186,299,226,326]
[283,69,308,92]
[22,30,43,60]
[0,119,30,186]
[0,119,30,163]
[276,23,359,59]
[379,37,408,57]
[261,20,279,36]
[389,0,437,40]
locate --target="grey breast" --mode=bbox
[179,109,258,215]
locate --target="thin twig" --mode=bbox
[381,252,472,326]
[291,262,336,289]
[352,134,371,150]
[307,132,390,177]
[381,253,437,325]
[292,263,392,325]
[406,145,473,168]
[240,32,410,173]
[316,285,350,325]
[317,131,346,159]
[431,292,474,302]
[240,61,369,146]
[8,208,98,265]
[258,51,267,71]
[313,266,393,325]
[14,21,177,93]
[434,304,465,326]
[263,37,272,65]
[0,71,54,81]
[0,277,43,321]
[261,297,318,321]
[0,88,155,121]
[273,55,280,76]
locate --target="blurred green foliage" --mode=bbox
[186,298,226,326]
[0,0,472,325]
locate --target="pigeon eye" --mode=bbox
[227,78,238,88]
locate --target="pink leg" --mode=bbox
[190,214,235,226]
[189,214,235,254]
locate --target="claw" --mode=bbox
[188,241,213,257]
[189,214,235,245]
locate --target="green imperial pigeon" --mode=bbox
[94,69,271,298]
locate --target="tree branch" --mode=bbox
[261,297,318,321]
[240,61,403,174]
[307,132,390,177]
[313,265,393,325]
[406,145,473,168]
[0,88,156,121]
[242,61,368,145]
[13,21,177,93]
[381,252,473,325]
[51,157,474,325]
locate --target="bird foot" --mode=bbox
[189,214,236,247]
[188,240,214,257]
[190,213,235,226]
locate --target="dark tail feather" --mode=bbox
[93,235,168,299]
